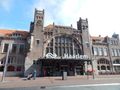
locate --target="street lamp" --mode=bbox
[1,44,11,82]
[85,42,95,79]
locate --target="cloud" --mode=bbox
[32,0,89,26]
[81,0,120,36]
[58,0,88,27]
[0,0,13,12]
[33,0,120,37]
[31,0,61,25]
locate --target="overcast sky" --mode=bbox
[0,0,120,37]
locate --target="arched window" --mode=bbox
[46,35,82,57]
[97,59,110,64]
[7,66,15,71]
[101,65,106,70]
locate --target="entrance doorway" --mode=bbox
[39,59,86,77]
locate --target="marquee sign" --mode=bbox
[45,53,89,60]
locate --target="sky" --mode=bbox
[0,0,120,37]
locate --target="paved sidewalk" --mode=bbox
[0,75,120,88]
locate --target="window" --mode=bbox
[118,49,120,56]
[113,59,120,64]
[111,48,115,56]
[99,47,103,56]
[16,66,22,71]
[7,66,15,71]
[107,66,110,70]
[103,48,108,56]
[114,49,117,56]
[101,65,106,70]
[116,49,119,56]
[3,43,9,52]
[98,59,110,64]
[0,66,4,71]
[97,66,100,70]
[46,36,82,57]
[8,57,10,64]
[8,56,16,64]
[36,40,40,46]
[19,44,24,53]
[12,44,17,53]
[93,47,98,56]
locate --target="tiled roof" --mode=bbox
[90,36,104,40]
[44,24,76,30]
[45,24,53,29]
[0,29,29,38]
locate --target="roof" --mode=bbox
[90,35,104,40]
[45,24,53,29]
[0,29,29,38]
[44,24,76,31]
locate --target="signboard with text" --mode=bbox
[45,53,89,60]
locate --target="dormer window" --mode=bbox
[11,33,22,38]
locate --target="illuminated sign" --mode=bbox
[45,53,89,60]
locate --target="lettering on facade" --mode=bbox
[63,54,88,59]
[45,53,89,60]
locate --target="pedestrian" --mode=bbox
[27,73,32,80]
[33,69,36,80]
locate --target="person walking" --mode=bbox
[33,69,37,80]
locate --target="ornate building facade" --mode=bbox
[24,9,92,77]
[0,9,120,77]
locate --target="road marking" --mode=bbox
[51,83,120,88]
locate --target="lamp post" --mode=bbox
[91,58,95,79]
[1,44,11,82]
[85,42,95,79]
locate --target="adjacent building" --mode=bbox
[91,34,120,74]
[0,30,28,76]
[0,9,120,76]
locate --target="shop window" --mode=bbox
[3,43,9,52]
[7,66,15,71]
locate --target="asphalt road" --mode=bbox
[1,83,120,90]
[47,83,120,90]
